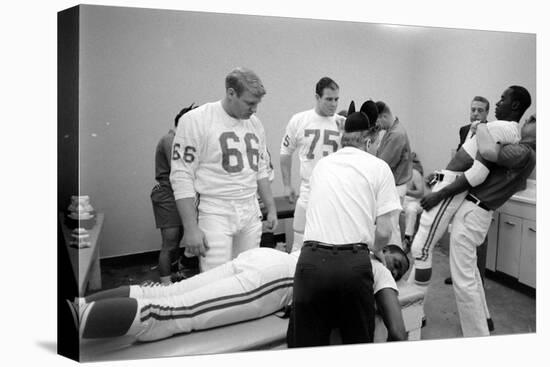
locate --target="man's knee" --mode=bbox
[161,227,183,247]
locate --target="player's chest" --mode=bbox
[204,122,262,173]
[297,125,341,159]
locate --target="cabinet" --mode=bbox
[487,194,536,288]
[496,214,523,277]
[518,220,536,287]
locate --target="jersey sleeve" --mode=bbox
[280,115,299,155]
[463,158,490,187]
[375,161,402,217]
[372,260,398,294]
[255,118,270,181]
[486,120,520,144]
[170,112,202,200]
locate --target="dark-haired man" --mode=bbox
[421,112,535,337]
[280,77,345,251]
[151,103,197,284]
[70,244,409,343]
[288,103,402,347]
[410,86,530,287]
[375,101,413,248]
[445,95,490,286]
[170,68,278,272]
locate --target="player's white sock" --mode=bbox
[160,275,172,285]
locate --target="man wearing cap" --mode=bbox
[287,101,402,347]
[375,101,413,248]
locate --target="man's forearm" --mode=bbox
[373,211,394,253]
[175,198,199,230]
[280,154,293,187]
[257,178,276,213]
[438,175,472,199]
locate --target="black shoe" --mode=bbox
[421,316,427,328]
[487,318,495,332]
[444,277,453,285]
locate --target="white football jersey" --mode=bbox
[461,120,520,159]
[280,109,345,191]
[170,101,269,201]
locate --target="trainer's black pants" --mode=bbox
[287,241,375,347]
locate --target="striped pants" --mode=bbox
[410,170,467,284]
[130,248,296,341]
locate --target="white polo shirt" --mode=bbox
[304,146,402,245]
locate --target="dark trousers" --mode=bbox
[287,242,375,347]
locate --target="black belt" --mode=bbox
[303,241,369,252]
[465,193,490,211]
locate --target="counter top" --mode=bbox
[510,179,536,205]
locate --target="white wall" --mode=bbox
[408,29,536,175]
[77,5,536,258]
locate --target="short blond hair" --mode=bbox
[225,67,266,97]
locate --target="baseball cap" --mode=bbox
[344,111,375,133]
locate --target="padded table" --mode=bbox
[79,282,424,362]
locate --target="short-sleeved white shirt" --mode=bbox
[304,147,402,245]
[280,109,345,193]
[372,259,398,294]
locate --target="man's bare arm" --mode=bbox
[420,175,471,211]
[375,288,407,341]
[279,154,297,203]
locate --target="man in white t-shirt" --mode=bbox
[280,77,346,251]
[170,67,278,272]
[71,244,409,343]
[287,102,402,347]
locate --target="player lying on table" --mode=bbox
[68,245,410,343]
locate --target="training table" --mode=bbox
[79,195,425,361]
[79,281,424,362]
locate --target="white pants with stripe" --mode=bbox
[129,248,296,341]
[450,200,492,337]
[196,195,263,272]
[410,171,467,279]
[403,195,422,237]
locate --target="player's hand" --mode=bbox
[182,227,209,257]
[284,186,297,203]
[470,120,481,134]
[264,210,278,231]
[420,192,444,211]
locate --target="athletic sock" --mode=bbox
[81,298,138,338]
